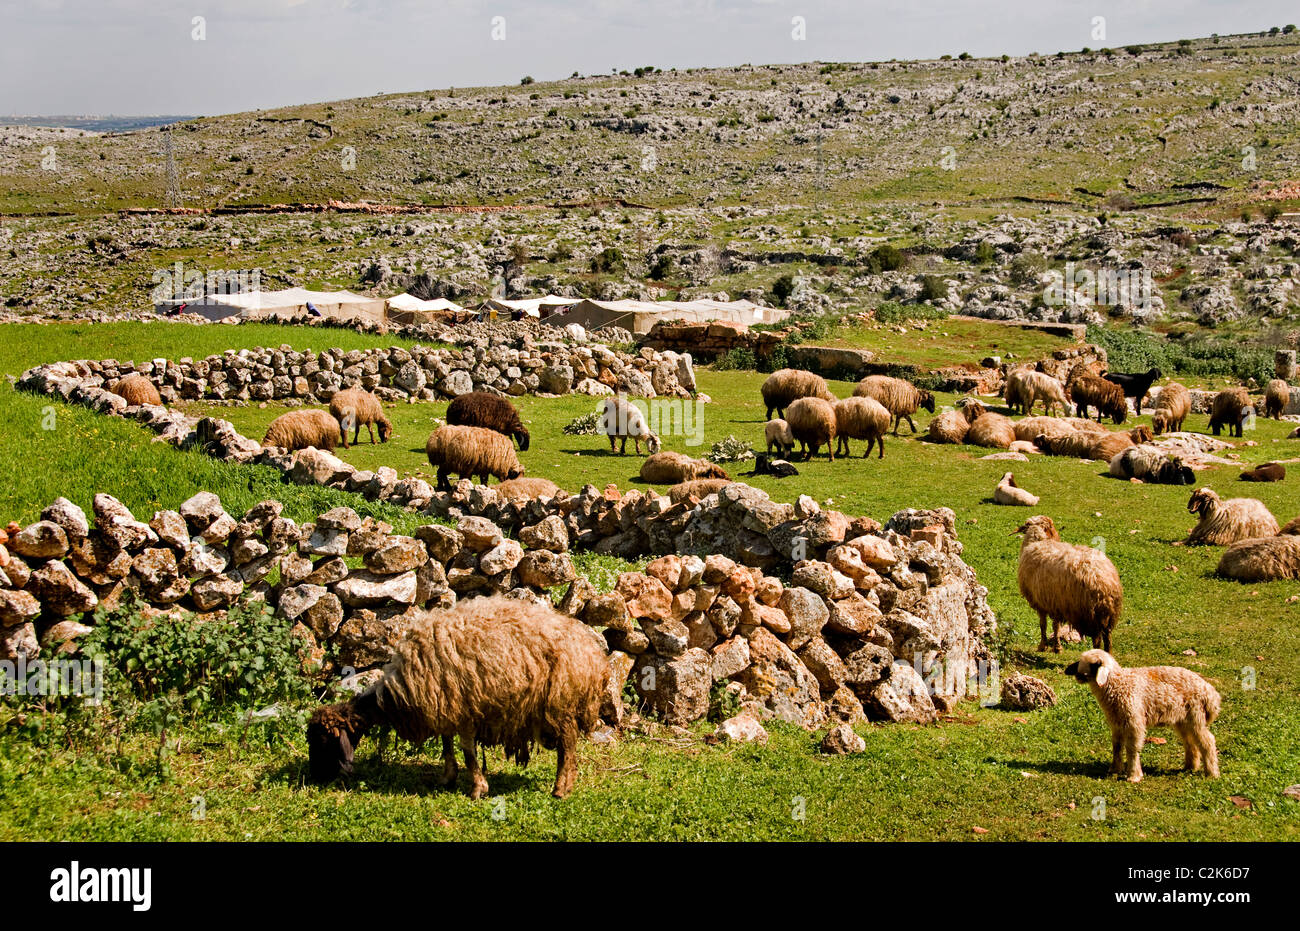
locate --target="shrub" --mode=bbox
[590,247,624,274]
[869,244,907,272]
[875,300,949,324]
[520,75,535,85]
[708,435,755,463]
[918,275,949,303]
[714,347,757,371]
[1008,251,1047,286]
[974,241,997,265]
[1086,325,1274,387]
[1262,204,1283,222]
[563,411,601,435]
[771,274,796,306]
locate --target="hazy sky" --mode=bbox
[1,0,1293,115]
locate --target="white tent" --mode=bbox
[479,294,580,319]
[543,298,789,335]
[385,294,465,314]
[155,288,387,323]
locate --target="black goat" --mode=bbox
[1101,368,1162,411]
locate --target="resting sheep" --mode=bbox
[967,412,1016,449]
[1071,374,1129,424]
[833,396,890,458]
[1015,515,1123,653]
[109,374,162,407]
[1217,534,1300,582]
[446,391,530,450]
[1150,382,1191,435]
[1108,446,1196,485]
[761,368,836,420]
[764,419,795,456]
[1208,387,1253,438]
[993,472,1039,506]
[1101,368,1162,411]
[495,477,563,502]
[1014,416,1104,444]
[598,396,661,456]
[639,451,729,485]
[751,453,799,478]
[306,596,609,798]
[1264,379,1290,420]
[1064,650,1220,782]
[1240,462,1285,482]
[852,375,935,434]
[927,399,986,444]
[425,424,524,491]
[1184,487,1278,545]
[262,409,340,453]
[328,388,393,448]
[786,396,838,461]
[668,478,733,503]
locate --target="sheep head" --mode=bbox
[701,462,730,481]
[514,426,531,452]
[1013,515,1060,544]
[1151,410,1171,435]
[1129,425,1153,444]
[920,390,936,414]
[307,692,380,783]
[646,433,662,455]
[507,464,526,480]
[378,420,394,443]
[1187,487,1219,517]
[1064,649,1118,687]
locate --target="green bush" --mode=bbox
[590,247,624,274]
[708,435,755,463]
[918,275,949,303]
[771,274,796,306]
[563,411,601,435]
[868,244,907,272]
[875,300,950,325]
[974,241,997,265]
[714,347,757,371]
[1008,251,1047,286]
[1086,325,1273,387]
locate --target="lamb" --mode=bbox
[1264,379,1290,420]
[833,396,890,458]
[994,472,1039,506]
[1015,515,1123,653]
[1150,382,1191,434]
[495,477,563,502]
[1184,487,1279,545]
[425,424,524,491]
[1217,534,1300,582]
[1208,387,1253,438]
[598,396,661,456]
[668,478,733,503]
[446,391,530,450]
[639,451,729,485]
[1241,461,1285,482]
[1101,367,1162,411]
[967,412,1016,448]
[785,396,838,461]
[761,368,836,420]
[1071,374,1129,424]
[109,374,162,407]
[764,419,795,456]
[1064,650,1220,782]
[307,596,609,799]
[261,409,340,452]
[751,453,799,478]
[1108,445,1196,485]
[852,375,935,434]
[328,388,393,449]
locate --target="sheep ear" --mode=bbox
[1094,665,1109,687]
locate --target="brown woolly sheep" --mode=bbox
[109,374,162,407]
[1264,379,1290,420]
[967,412,1016,449]
[1208,387,1253,438]
[764,418,795,456]
[1217,534,1300,582]
[1282,515,1300,536]
[307,596,609,798]
[639,451,729,485]
[1013,416,1104,444]
[425,424,524,491]
[495,477,563,502]
[1002,367,1035,416]
[761,368,836,420]
[1064,650,1220,782]
[785,396,838,461]
[446,391,530,450]
[328,388,393,449]
[262,409,340,452]
[833,396,891,458]
[1184,487,1279,545]
[1014,371,1070,417]
[668,478,734,503]
[852,375,935,434]
[1071,374,1129,424]
[598,396,661,455]
[1015,515,1123,653]
[927,409,972,444]
[1150,382,1191,435]
[1240,462,1285,483]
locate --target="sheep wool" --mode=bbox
[967,412,1016,449]
[425,424,524,491]
[852,375,935,434]
[1208,387,1252,438]
[764,418,794,456]
[668,478,734,503]
[109,374,162,407]
[994,472,1039,506]
[446,391,530,451]
[1217,535,1300,582]
[785,396,838,461]
[833,396,890,458]
[927,409,972,444]
[639,451,729,485]
[1016,515,1123,653]
[1264,379,1290,420]
[495,477,563,502]
[262,409,340,453]
[761,369,835,420]
[598,396,661,456]
[328,388,393,448]
[1150,382,1191,435]
[1071,374,1129,424]
[1184,487,1279,546]
[1109,445,1195,485]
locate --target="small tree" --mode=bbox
[520,75,535,85]
[772,274,796,306]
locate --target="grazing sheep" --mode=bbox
[1217,534,1300,582]
[761,368,836,420]
[328,388,393,449]
[1101,368,1162,411]
[786,396,838,461]
[262,409,340,452]
[1064,650,1220,782]
[1208,387,1253,438]
[1184,487,1279,545]
[853,375,935,434]
[639,451,729,485]
[751,453,799,478]
[446,391,530,450]
[426,424,524,491]
[1150,382,1191,434]
[307,596,609,798]
[764,419,795,456]
[1109,446,1196,485]
[833,396,891,458]
[967,412,1016,448]
[598,396,661,456]
[1002,367,1035,416]
[1264,379,1290,420]
[1015,515,1123,653]
[994,472,1039,506]
[1018,371,1070,417]
[1241,462,1285,482]
[1071,374,1129,424]
[668,478,733,503]
[495,477,563,502]
[109,374,162,407]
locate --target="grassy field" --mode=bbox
[1,323,1299,840]
[817,317,1073,370]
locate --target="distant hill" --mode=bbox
[0,115,193,133]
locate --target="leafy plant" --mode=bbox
[708,435,754,463]
[563,411,601,435]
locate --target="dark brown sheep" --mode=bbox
[1071,374,1129,424]
[1208,387,1253,438]
[328,388,392,448]
[446,391,530,451]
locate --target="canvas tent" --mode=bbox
[542,298,789,335]
[479,295,580,320]
[155,288,387,323]
[384,293,466,325]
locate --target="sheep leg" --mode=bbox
[460,729,489,800]
[1108,730,1124,776]
[438,734,459,786]
[1199,729,1220,778]
[1036,611,1049,652]
[1052,617,1062,653]
[905,414,918,435]
[1177,724,1200,772]
[552,720,579,798]
[367,423,376,444]
[1123,727,1145,782]
[436,467,451,492]
[876,435,884,460]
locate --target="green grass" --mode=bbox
[1,325,1299,840]
[818,317,1075,369]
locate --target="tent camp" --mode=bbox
[542,298,789,335]
[479,295,580,320]
[155,288,387,323]
[384,293,467,325]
